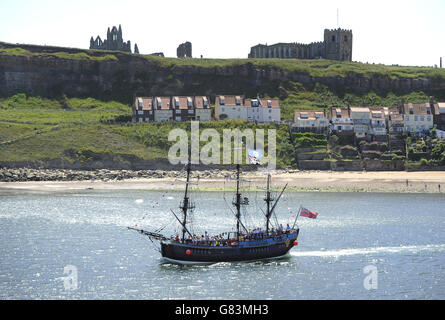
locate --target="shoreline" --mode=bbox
[1,170,444,194]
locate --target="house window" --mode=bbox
[138,111,143,115]
[175,116,181,121]
[420,116,424,121]
[175,109,180,114]
[414,116,418,121]
[332,35,336,42]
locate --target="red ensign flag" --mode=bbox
[300,207,318,219]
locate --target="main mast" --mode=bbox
[235,164,241,239]
[264,173,274,234]
[180,157,194,242]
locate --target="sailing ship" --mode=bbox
[129,161,300,265]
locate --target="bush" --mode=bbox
[340,145,358,159]
[362,141,388,152]
[362,150,382,160]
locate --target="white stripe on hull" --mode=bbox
[161,252,291,265]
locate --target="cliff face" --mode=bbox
[1,42,445,103]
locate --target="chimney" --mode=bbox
[399,98,405,113]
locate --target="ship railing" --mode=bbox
[168,228,299,247]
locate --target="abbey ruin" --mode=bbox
[90,25,138,54]
[248,28,353,61]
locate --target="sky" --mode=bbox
[0,0,444,67]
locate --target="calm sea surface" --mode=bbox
[0,188,444,299]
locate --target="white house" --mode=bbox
[293,110,329,132]
[329,107,354,133]
[215,95,247,120]
[350,107,371,138]
[401,102,434,135]
[369,108,387,136]
[245,98,280,123]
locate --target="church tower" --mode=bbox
[323,28,353,61]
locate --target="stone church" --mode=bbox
[248,28,353,61]
[90,25,138,54]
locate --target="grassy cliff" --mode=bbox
[1,42,445,169]
[0,94,294,168]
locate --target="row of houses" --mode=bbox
[133,96,212,122]
[132,95,445,139]
[293,99,445,139]
[132,95,281,123]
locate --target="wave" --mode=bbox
[290,244,445,258]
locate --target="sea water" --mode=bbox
[0,189,444,299]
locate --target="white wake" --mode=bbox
[290,244,445,258]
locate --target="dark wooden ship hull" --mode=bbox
[160,231,299,264]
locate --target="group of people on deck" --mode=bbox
[171,223,295,247]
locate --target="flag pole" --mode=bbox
[291,205,302,229]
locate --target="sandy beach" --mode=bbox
[1,171,445,193]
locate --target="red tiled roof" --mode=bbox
[172,96,193,110]
[136,97,154,110]
[216,95,244,106]
[329,107,350,119]
[403,103,432,115]
[154,97,171,110]
[295,110,327,120]
[194,96,210,109]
